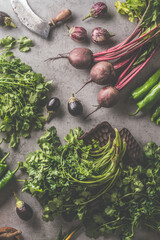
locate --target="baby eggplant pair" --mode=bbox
[46,95,83,119]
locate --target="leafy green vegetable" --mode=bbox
[0,36,33,52]
[115,0,147,22]
[0,36,16,49]
[22,126,126,222]
[17,36,33,52]
[84,141,160,239]
[23,125,160,239]
[0,51,51,147]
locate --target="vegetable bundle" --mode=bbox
[84,142,160,240]
[22,126,126,222]
[131,69,160,125]
[0,51,51,148]
[94,0,160,91]
[22,125,160,239]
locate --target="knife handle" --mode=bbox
[49,9,72,26]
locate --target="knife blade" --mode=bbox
[11,0,51,38]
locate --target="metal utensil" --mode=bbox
[11,0,72,38]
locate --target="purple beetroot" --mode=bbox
[46,48,93,69]
[76,61,116,93]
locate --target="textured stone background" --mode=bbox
[0,0,160,239]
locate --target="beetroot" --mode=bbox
[84,86,120,119]
[76,61,116,93]
[69,48,93,69]
[97,86,120,108]
[46,47,93,69]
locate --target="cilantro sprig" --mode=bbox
[0,51,51,148]
[0,35,33,52]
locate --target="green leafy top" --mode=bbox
[23,126,126,222]
[0,51,51,147]
[0,35,33,52]
[115,0,147,22]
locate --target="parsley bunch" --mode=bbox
[22,126,126,222]
[0,51,51,147]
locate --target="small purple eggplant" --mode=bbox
[67,25,88,43]
[0,11,16,28]
[82,2,108,21]
[14,193,33,221]
[68,94,83,116]
[91,27,114,45]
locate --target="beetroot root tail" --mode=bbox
[44,53,69,62]
[75,79,92,94]
[83,106,101,120]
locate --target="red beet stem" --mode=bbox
[98,25,159,58]
[94,30,159,62]
[93,28,141,58]
[117,50,140,83]
[116,46,158,91]
[113,55,135,70]
[93,1,154,59]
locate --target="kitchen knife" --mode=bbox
[11,0,72,38]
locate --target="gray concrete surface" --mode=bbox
[0,0,160,239]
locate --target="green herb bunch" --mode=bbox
[84,142,160,239]
[0,51,51,148]
[0,36,33,52]
[22,126,126,222]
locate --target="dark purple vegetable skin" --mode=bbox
[76,61,116,93]
[68,94,83,116]
[0,11,16,28]
[47,97,61,113]
[14,193,33,221]
[46,97,61,121]
[84,86,119,119]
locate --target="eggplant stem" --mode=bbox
[66,24,70,31]
[13,192,20,202]
[84,106,101,120]
[75,79,92,94]
[10,21,17,28]
[82,13,91,21]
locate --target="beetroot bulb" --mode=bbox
[76,61,116,94]
[84,86,120,119]
[46,48,94,69]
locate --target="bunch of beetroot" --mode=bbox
[46,0,160,118]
